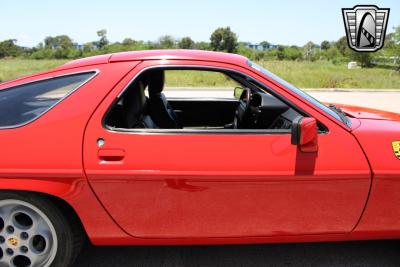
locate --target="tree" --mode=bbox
[351,51,373,67]
[42,35,74,59]
[335,36,349,56]
[44,36,55,48]
[303,41,316,61]
[210,27,238,53]
[0,39,21,58]
[158,35,175,49]
[388,25,400,69]
[83,42,96,53]
[326,47,340,61]
[195,41,210,50]
[178,37,195,49]
[44,35,73,50]
[276,45,285,60]
[394,25,400,44]
[122,38,136,46]
[97,29,109,49]
[284,46,302,60]
[237,44,256,60]
[383,33,395,48]
[320,40,331,50]
[260,41,271,49]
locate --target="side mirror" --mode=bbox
[234,87,245,99]
[291,116,318,153]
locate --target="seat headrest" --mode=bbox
[123,79,147,128]
[148,70,165,95]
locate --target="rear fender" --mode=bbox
[0,178,129,244]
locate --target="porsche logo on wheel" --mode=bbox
[7,236,19,247]
[392,141,400,160]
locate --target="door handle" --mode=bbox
[98,149,125,161]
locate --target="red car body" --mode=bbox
[0,50,399,246]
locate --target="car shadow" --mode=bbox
[73,240,400,267]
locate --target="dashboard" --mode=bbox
[248,91,300,130]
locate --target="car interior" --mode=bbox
[105,68,303,131]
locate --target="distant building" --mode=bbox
[245,43,277,51]
[50,44,61,49]
[73,42,100,51]
[49,43,86,50]
[73,43,85,50]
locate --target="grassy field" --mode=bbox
[260,60,400,89]
[0,59,399,89]
[0,59,67,82]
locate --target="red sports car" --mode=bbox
[0,50,399,267]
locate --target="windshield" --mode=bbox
[247,61,350,127]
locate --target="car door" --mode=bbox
[83,60,371,239]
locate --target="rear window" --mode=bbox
[0,71,96,128]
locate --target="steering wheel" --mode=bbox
[233,88,251,129]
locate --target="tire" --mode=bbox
[0,191,82,267]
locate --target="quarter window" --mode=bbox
[0,71,95,128]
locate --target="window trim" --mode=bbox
[103,65,326,135]
[106,127,292,135]
[0,69,99,130]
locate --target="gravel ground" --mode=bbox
[74,90,400,267]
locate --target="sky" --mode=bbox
[1,0,399,47]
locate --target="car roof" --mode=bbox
[61,50,249,69]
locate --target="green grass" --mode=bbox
[259,60,400,89]
[165,70,239,88]
[0,59,67,82]
[1,59,399,89]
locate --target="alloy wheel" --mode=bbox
[0,200,58,267]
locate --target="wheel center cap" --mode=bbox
[7,236,19,248]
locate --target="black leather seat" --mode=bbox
[147,70,180,129]
[123,79,157,128]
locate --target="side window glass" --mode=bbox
[0,72,96,128]
[105,68,301,132]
